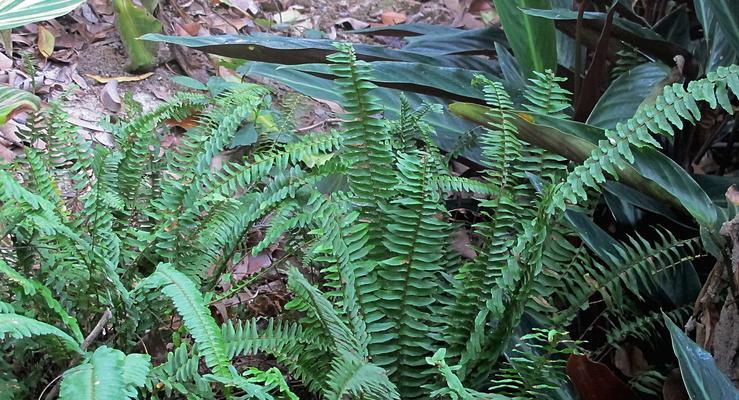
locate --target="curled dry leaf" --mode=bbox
[86,72,154,83]
[381,11,406,25]
[726,185,739,206]
[37,25,55,58]
[0,143,14,163]
[100,80,121,112]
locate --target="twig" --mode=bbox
[295,118,346,132]
[43,309,113,400]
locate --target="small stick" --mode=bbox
[43,309,113,400]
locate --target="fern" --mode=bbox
[136,263,230,377]
[554,65,739,217]
[0,313,81,354]
[59,346,150,400]
[523,69,572,119]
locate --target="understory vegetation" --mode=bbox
[1,1,739,400]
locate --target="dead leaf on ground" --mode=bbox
[334,17,370,30]
[381,11,406,25]
[100,80,122,112]
[233,252,272,281]
[613,344,648,377]
[0,144,14,163]
[567,354,639,400]
[0,52,12,70]
[727,185,739,206]
[273,6,304,24]
[37,26,55,58]
[86,72,154,83]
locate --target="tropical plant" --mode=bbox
[2,29,738,400]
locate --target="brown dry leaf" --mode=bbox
[273,6,304,24]
[178,22,202,36]
[233,253,271,281]
[100,80,121,113]
[727,185,739,206]
[165,114,200,129]
[0,52,12,69]
[86,72,154,83]
[89,0,114,15]
[37,25,55,58]
[613,345,648,377]
[452,229,477,259]
[0,143,14,163]
[334,17,370,30]
[381,11,406,25]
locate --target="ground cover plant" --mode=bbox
[1,1,739,399]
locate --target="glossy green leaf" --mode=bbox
[0,84,39,124]
[523,8,691,67]
[401,27,505,56]
[113,0,162,72]
[703,0,739,55]
[695,0,739,71]
[279,61,497,102]
[141,33,496,70]
[588,62,669,129]
[350,23,461,37]
[494,0,557,78]
[0,0,83,30]
[664,316,739,400]
[449,102,717,225]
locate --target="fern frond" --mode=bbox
[0,313,81,354]
[554,64,739,216]
[0,259,83,343]
[136,263,230,377]
[59,346,150,400]
[557,232,704,324]
[426,349,496,400]
[523,69,572,118]
[607,306,691,346]
[325,351,400,400]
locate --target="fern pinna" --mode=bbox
[1,36,736,399]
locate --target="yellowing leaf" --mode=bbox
[37,25,55,58]
[85,72,154,83]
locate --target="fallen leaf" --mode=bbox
[381,11,406,25]
[567,354,639,400]
[86,72,154,83]
[37,25,55,58]
[334,17,370,30]
[273,6,304,24]
[165,114,200,129]
[0,143,14,163]
[0,52,12,69]
[100,80,122,112]
[233,253,271,280]
[662,369,690,400]
[727,185,739,206]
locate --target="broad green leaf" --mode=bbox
[350,23,462,37]
[523,8,691,68]
[279,61,497,102]
[449,102,717,226]
[401,27,506,56]
[702,0,739,55]
[59,346,151,400]
[141,33,496,71]
[0,0,83,31]
[113,0,162,72]
[0,84,39,124]
[664,316,739,400]
[588,62,669,129]
[694,0,739,71]
[494,0,557,78]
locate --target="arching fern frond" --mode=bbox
[325,351,400,400]
[59,346,150,400]
[136,263,230,377]
[523,69,572,119]
[554,65,739,216]
[0,313,81,354]
[0,259,83,343]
